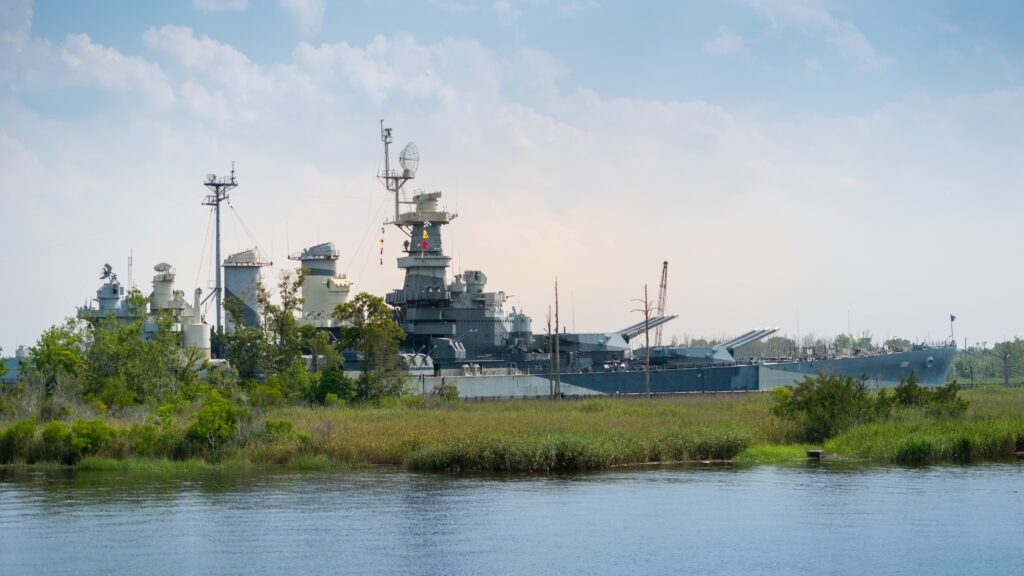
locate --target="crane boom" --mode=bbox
[654,261,668,347]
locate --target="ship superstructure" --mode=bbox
[223,248,271,334]
[78,263,212,360]
[379,124,533,364]
[290,242,352,328]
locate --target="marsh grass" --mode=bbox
[826,388,1024,464]
[3,388,1022,471]
[734,444,817,465]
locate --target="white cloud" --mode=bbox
[493,1,521,28]
[429,0,469,13]
[60,33,176,107]
[192,0,249,13]
[278,0,325,36]
[3,16,1024,351]
[0,0,32,48]
[704,26,744,57]
[744,0,889,70]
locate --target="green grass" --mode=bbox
[3,388,1022,472]
[76,456,228,474]
[733,444,818,465]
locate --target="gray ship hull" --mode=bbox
[425,347,955,398]
[757,346,955,390]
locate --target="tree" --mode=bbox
[300,324,341,373]
[258,270,306,376]
[28,319,86,398]
[223,294,270,380]
[333,292,406,401]
[833,334,854,355]
[854,331,874,353]
[884,337,912,352]
[84,290,186,408]
[987,339,1024,386]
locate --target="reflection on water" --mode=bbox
[2,463,1022,576]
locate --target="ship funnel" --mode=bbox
[223,248,271,334]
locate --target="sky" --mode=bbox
[1,0,1023,355]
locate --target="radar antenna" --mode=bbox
[379,121,418,224]
[201,162,238,352]
[100,263,117,282]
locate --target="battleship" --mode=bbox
[8,123,953,396]
[372,123,955,396]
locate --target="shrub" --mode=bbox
[70,419,115,457]
[186,389,244,452]
[39,420,72,463]
[0,419,36,463]
[770,374,878,443]
[305,367,355,405]
[127,423,160,457]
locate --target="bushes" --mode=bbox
[771,372,970,443]
[770,374,882,443]
[186,389,245,452]
[0,419,36,463]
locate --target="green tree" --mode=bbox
[884,337,912,352]
[854,331,874,353]
[84,290,188,408]
[833,334,854,355]
[223,294,270,380]
[333,292,406,401]
[300,324,341,373]
[304,365,356,405]
[987,338,1024,386]
[258,270,306,376]
[186,388,244,452]
[28,319,86,398]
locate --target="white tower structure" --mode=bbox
[223,248,271,334]
[290,242,352,328]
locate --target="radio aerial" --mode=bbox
[399,142,419,177]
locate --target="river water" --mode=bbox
[1,463,1021,575]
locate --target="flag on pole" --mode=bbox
[422,229,429,239]
[421,240,428,250]
[950,314,956,322]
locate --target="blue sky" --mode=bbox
[2,0,1023,353]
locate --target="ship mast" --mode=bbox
[379,121,417,229]
[202,163,237,348]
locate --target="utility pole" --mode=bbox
[633,284,652,398]
[547,305,553,398]
[202,164,237,355]
[554,278,561,399]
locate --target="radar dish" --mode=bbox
[399,142,419,176]
[154,262,172,272]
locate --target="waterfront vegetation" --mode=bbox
[1,386,1021,473]
[3,280,1023,473]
